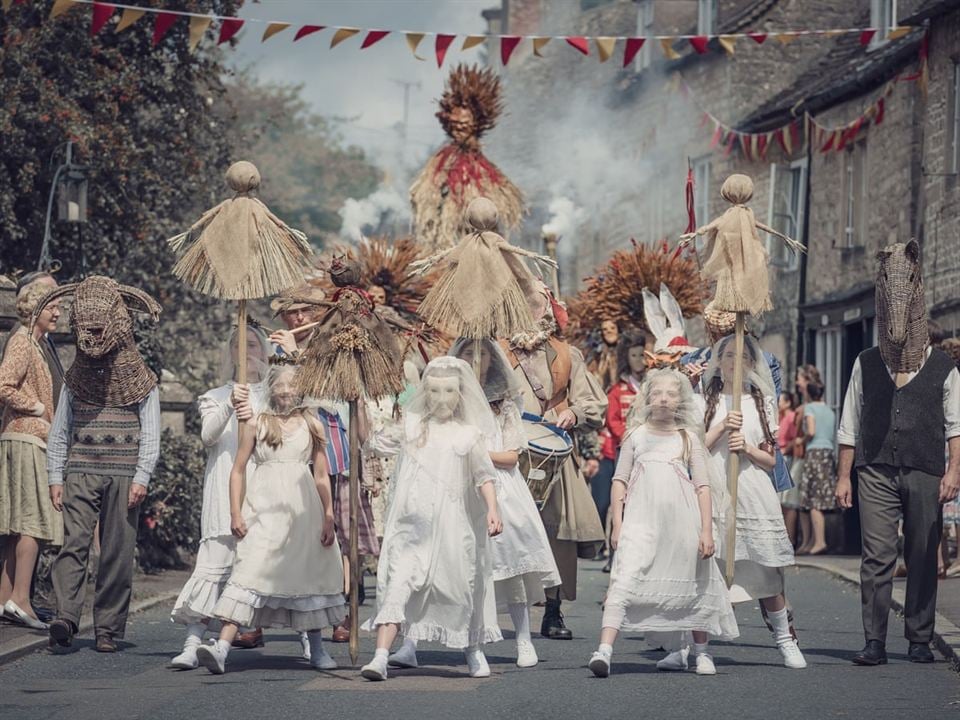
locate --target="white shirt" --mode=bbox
[837,348,960,447]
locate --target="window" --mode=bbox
[815,327,843,415]
[635,0,655,72]
[949,61,960,174]
[870,0,898,48]
[767,160,806,269]
[698,0,717,35]
[841,139,867,248]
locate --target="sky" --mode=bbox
[229,0,496,170]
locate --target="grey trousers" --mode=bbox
[51,473,140,638]
[857,464,942,644]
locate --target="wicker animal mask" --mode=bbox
[876,240,927,373]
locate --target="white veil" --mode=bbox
[701,334,776,399]
[218,323,271,385]
[626,367,705,437]
[447,337,523,404]
[261,363,321,416]
[402,356,499,443]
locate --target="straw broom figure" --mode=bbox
[678,173,804,587]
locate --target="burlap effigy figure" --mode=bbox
[413,197,554,340]
[410,65,524,252]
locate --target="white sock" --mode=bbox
[216,639,231,656]
[766,607,792,644]
[508,603,531,643]
[598,642,613,657]
[185,623,205,646]
[375,647,390,660]
[307,630,326,656]
[693,642,709,656]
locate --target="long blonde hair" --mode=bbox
[258,409,326,452]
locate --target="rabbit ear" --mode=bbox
[658,282,685,334]
[642,287,668,342]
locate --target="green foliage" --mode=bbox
[138,428,205,573]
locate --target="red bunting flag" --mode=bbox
[689,36,710,54]
[748,32,768,44]
[566,36,589,55]
[710,124,723,148]
[685,162,696,234]
[218,18,243,45]
[361,29,389,48]
[622,37,646,67]
[500,35,521,65]
[435,33,455,66]
[90,1,114,36]
[820,129,836,152]
[152,12,177,47]
[294,25,325,42]
[875,96,885,125]
[859,29,877,46]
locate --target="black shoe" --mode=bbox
[907,642,935,663]
[358,573,366,606]
[540,599,573,640]
[95,634,118,653]
[602,550,614,574]
[48,619,76,648]
[852,640,887,666]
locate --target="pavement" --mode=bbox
[1,559,958,720]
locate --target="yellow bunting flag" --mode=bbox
[887,27,912,40]
[718,35,736,55]
[116,8,145,32]
[330,27,360,48]
[660,38,681,60]
[188,16,212,51]
[462,35,485,51]
[533,37,551,57]
[262,22,290,41]
[595,36,616,63]
[405,32,426,61]
[50,0,78,19]
[774,32,798,45]
[825,29,844,38]
[1,0,13,13]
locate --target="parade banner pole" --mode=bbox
[724,312,745,588]
[237,300,248,384]
[348,400,361,666]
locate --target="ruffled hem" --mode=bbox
[362,606,502,649]
[492,557,560,584]
[614,616,740,641]
[170,575,228,625]
[212,583,346,631]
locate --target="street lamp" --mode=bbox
[37,141,88,272]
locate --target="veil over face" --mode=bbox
[627,368,705,437]
[219,324,272,385]
[702,335,775,399]
[448,337,523,404]
[403,356,498,442]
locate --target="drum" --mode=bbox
[519,412,574,508]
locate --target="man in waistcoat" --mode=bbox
[836,240,960,666]
[41,276,162,653]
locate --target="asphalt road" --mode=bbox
[1,562,957,720]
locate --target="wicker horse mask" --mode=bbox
[876,240,927,374]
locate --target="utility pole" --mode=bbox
[391,79,421,169]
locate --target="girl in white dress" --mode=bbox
[696,335,806,670]
[360,357,503,681]
[588,369,738,677]
[169,325,270,670]
[388,339,561,671]
[195,364,346,674]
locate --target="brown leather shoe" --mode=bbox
[48,619,76,648]
[331,617,350,643]
[95,634,118,653]
[232,628,264,649]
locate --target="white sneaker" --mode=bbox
[388,643,419,669]
[656,646,690,672]
[361,654,389,681]
[196,641,228,675]
[300,632,311,660]
[169,643,200,670]
[778,639,807,669]
[588,651,611,678]
[516,639,539,668]
[465,648,491,678]
[695,653,717,675]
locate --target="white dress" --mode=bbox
[602,427,739,640]
[696,393,795,601]
[171,381,266,625]
[212,420,346,631]
[364,413,502,648]
[490,399,561,609]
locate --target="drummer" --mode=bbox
[500,285,607,640]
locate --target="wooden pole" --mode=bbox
[724,312,746,588]
[237,300,248,385]
[347,400,361,666]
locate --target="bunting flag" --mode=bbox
[262,22,290,41]
[501,35,522,65]
[152,12,178,47]
[330,27,360,48]
[859,29,877,46]
[660,38,681,61]
[294,25,324,41]
[748,32,767,44]
[115,7,143,32]
[533,36,551,57]
[218,18,244,45]
[595,36,616,63]
[775,32,798,45]
[189,15,212,50]
[90,2,114,36]
[435,33,455,66]
[1,0,12,12]
[50,0,78,18]
[689,36,710,54]
[461,35,485,51]
[622,37,645,67]
[888,27,912,40]
[566,36,589,55]
[361,30,390,48]
[718,35,736,55]
[405,32,426,61]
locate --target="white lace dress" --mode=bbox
[490,399,561,609]
[602,427,738,641]
[363,414,502,648]
[697,393,795,601]
[211,420,346,631]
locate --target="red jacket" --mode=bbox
[601,378,640,460]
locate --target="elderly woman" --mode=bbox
[0,283,63,629]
